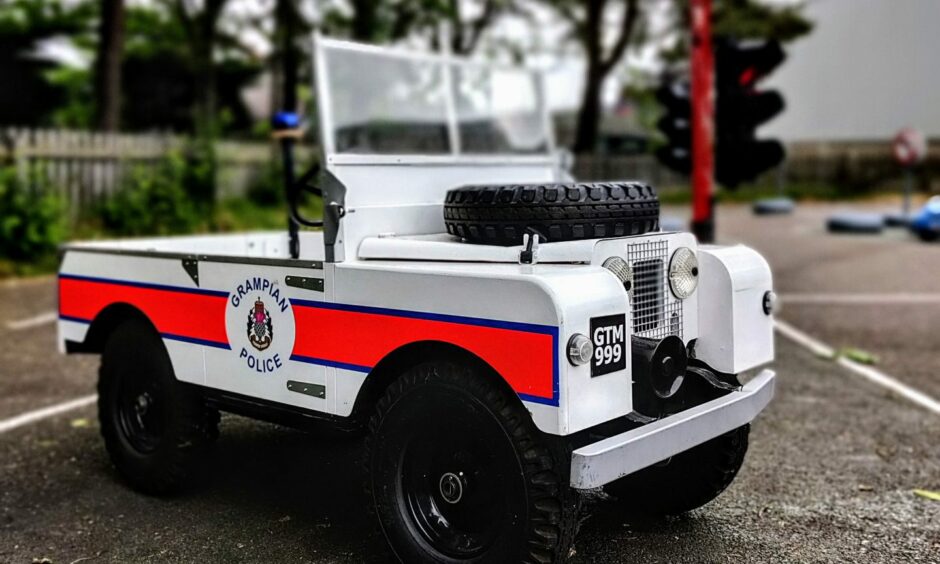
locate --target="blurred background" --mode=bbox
[1,0,937,276]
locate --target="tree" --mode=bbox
[658,0,812,66]
[94,0,125,131]
[325,0,511,55]
[542,0,643,153]
[162,0,231,135]
[0,0,94,126]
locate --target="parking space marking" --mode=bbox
[775,319,940,415]
[6,311,57,331]
[0,395,98,435]
[780,293,940,305]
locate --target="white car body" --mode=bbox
[57,36,775,489]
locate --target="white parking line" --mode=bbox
[775,319,940,415]
[6,310,57,331]
[0,394,98,435]
[780,293,940,305]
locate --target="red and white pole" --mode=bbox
[690,0,715,242]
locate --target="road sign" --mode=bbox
[892,127,927,167]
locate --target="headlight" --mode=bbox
[603,256,633,291]
[668,247,698,299]
[567,334,594,366]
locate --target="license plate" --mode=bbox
[590,314,626,377]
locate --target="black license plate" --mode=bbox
[590,314,626,377]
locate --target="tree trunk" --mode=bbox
[574,62,603,154]
[275,0,299,112]
[193,0,226,136]
[94,0,125,131]
[351,0,378,41]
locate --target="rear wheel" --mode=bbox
[98,319,216,495]
[366,362,580,563]
[604,425,749,516]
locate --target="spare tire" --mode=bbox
[444,182,660,246]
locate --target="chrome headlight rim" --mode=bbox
[668,246,698,299]
[567,333,594,366]
[602,256,634,291]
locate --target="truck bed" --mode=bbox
[64,231,326,262]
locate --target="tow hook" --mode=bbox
[686,366,741,392]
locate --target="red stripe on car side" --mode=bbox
[58,277,228,345]
[291,305,555,401]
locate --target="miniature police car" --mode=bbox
[58,36,776,563]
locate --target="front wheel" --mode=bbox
[604,425,750,516]
[366,362,580,563]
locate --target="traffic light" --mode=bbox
[654,78,692,175]
[714,38,786,188]
[653,39,787,189]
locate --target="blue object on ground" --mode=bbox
[753,197,795,215]
[909,196,940,241]
[826,212,884,234]
[272,111,301,130]
[883,211,915,227]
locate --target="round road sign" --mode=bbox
[892,127,927,166]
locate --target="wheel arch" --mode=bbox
[350,340,527,422]
[72,302,159,353]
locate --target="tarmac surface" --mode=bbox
[1,202,938,563]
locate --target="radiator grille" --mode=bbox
[627,240,683,340]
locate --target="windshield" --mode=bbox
[320,41,551,157]
[453,65,548,154]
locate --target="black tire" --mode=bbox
[444,182,660,246]
[917,229,939,242]
[604,425,749,516]
[366,362,580,563]
[98,319,216,495]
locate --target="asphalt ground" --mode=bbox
[2,203,939,563]
[714,201,940,401]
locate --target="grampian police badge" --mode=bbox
[247,298,273,351]
[226,277,294,375]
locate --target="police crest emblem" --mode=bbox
[247,298,273,351]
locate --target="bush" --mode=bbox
[100,153,202,236]
[246,158,285,207]
[0,167,66,261]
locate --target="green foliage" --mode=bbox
[0,0,95,125]
[180,139,218,210]
[246,159,285,207]
[659,0,813,65]
[100,154,202,236]
[0,166,66,261]
[45,66,94,128]
[713,0,813,43]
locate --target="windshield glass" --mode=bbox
[453,66,548,154]
[325,48,451,154]
[321,42,550,157]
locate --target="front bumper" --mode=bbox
[569,369,776,489]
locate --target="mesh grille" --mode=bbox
[627,240,683,340]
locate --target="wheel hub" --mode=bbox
[438,472,465,504]
[135,393,152,415]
